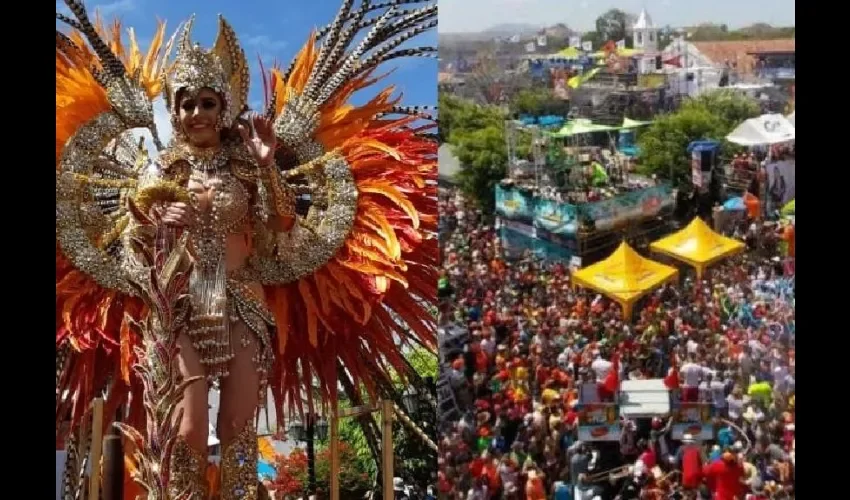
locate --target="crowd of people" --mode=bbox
[436,187,795,500]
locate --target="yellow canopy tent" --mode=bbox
[558,46,581,59]
[590,48,644,58]
[649,217,746,279]
[572,242,679,320]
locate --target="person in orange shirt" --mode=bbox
[490,257,505,275]
[744,191,761,220]
[779,220,795,275]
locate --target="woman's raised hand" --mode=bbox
[237,113,277,168]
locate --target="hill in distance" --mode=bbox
[440,23,542,42]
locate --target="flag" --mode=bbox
[570,36,581,48]
[568,67,601,88]
[663,55,683,68]
[664,354,680,390]
[581,40,593,51]
[525,41,536,52]
[603,351,620,393]
[616,39,626,50]
[537,35,548,47]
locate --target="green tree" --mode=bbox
[441,94,508,211]
[686,22,794,41]
[595,9,633,46]
[314,442,373,497]
[274,442,373,499]
[581,31,601,50]
[296,348,438,498]
[439,93,504,143]
[636,90,759,186]
[400,347,438,379]
[683,90,761,129]
[389,347,438,491]
[510,88,569,117]
[334,400,378,479]
[636,106,725,185]
[441,94,535,212]
[453,127,509,213]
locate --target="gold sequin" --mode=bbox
[237,152,358,286]
[56,112,135,294]
[165,18,235,131]
[220,422,259,500]
[168,436,209,499]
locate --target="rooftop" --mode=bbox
[692,39,795,73]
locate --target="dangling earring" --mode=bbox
[214,114,224,132]
[172,114,188,142]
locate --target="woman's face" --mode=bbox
[178,88,223,147]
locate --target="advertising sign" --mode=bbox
[534,198,579,236]
[577,403,622,441]
[579,185,675,231]
[495,185,534,222]
[671,402,714,441]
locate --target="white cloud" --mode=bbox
[95,0,136,16]
[132,98,172,159]
[243,35,288,52]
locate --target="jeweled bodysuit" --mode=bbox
[154,143,275,390]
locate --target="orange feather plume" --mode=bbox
[56,17,169,435]
[57,19,437,434]
[263,32,438,415]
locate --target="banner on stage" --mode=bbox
[577,403,622,441]
[495,185,534,222]
[497,183,674,242]
[579,184,675,231]
[534,198,579,236]
[671,402,714,441]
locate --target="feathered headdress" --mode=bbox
[162,15,249,131]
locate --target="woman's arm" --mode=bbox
[256,165,297,232]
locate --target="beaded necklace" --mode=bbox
[185,146,248,379]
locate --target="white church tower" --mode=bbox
[632,8,659,74]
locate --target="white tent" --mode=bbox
[726,113,795,146]
[786,111,795,127]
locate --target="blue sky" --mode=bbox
[57,0,437,147]
[440,0,795,33]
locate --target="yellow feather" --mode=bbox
[359,182,420,230]
[358,208,402,260]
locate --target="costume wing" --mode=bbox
[56,3,174,433]
[256,0,438,409]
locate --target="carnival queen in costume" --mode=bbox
[56,0,437,498]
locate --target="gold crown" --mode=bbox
[163,15,249,131]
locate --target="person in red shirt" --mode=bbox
[525,468,547,500]
[676,434,704,491]
[703,451,745,500]
[636,438,657,472]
